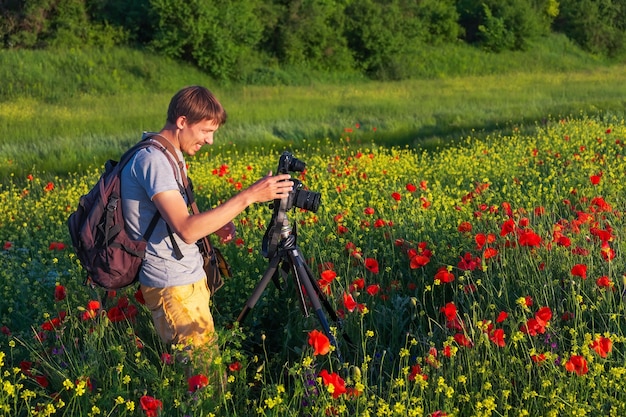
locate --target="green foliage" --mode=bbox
[274,0,354,72]
[86,0,153,44]
[456,0,555,51]
[4,116,626,415]
[554,0,626,57]
[148,0,265,81]
[2,0,626,81]
[0,0,127,49]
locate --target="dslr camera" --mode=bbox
[262,152,321,259]
[276,151,321,213]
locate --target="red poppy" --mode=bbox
[555,235,571,247]
[601,242,615,261]
[501,202,513,217]
[531,353,546,363]
[140,395,163,417]
[440,302,457,322]
[496,311,508,323]
[518,230,541,247]
[188,374,209,392]
[134,289,145,305]
[489,328,505,347]
[590,227,613,242]
[590,196,612,212]
[161,353,173,364]
[391,192,402,201]
[350,277,365,291]
[3,241,12,250]
[590,336,612,358]
[406,183,417,192]
[457,252,479,271]
[107,307,126,323]
[48,242,66,251]
[364,258,379,274]
[453,333,473,348]
[520,317,546,336]
[500,218,516,236]
[565,355,588,376]
[229,361,242,372]
[320,270,337,285]
[590,172,602,185]
[363,207,375,216]
[87,300,100,311]
[342,292,358,312]
[434,267,455,284]
[408,364,427,381]
[457,221,472,233]
[35,375,49,388]
[319,369,347,398]
[54,285,66,301]
[366,284,380,296]
[571,264,587,279]
[535,307,552,327]
[483,247,498,259]
[410,254,431,269]
[373,218,386,228]
[308,329,331,356]
[44,182,54,192]
[596,275,613,289]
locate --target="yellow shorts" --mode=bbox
[141,279,216,349]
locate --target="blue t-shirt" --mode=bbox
[120,136,204,288]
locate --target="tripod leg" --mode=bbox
[302,259,339,322]
[236,254,282,324]
[286,248,343,362]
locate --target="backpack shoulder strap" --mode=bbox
[142,133,217,260]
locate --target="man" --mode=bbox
[120,85,293,376]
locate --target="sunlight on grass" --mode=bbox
[2,114,626,416]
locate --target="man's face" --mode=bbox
[178,118,220,156]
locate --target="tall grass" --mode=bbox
[2,115,626,416]
[1,35,625,181]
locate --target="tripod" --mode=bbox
[236,203,344,362]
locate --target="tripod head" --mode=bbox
[262,151,321,259]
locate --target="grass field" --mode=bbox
[2,39,626,416]
[2,116,626,416]
[1,35,625,181]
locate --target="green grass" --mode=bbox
[3,116,626,415]
[1,34,625,181]
[4,34,626,416]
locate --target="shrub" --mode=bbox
[456,0,555,52]
[148,0,265,81]
[553,0,626,57]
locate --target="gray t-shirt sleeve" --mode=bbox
[121,145,205,288]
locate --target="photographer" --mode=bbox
[120,85,293,382]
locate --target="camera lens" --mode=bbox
[288,157,306,172]
[294,189,321,213]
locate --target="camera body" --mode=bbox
[276,151,321,213]
[262,152,321,259]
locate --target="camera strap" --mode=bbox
[144,134,216,259]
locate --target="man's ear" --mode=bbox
[175,115,187,129]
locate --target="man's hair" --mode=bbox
[167,86,227,126]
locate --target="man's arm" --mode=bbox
[153,173,293,244]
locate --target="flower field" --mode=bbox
[2,115,626,416]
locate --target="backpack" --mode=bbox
[67,137,179,290]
